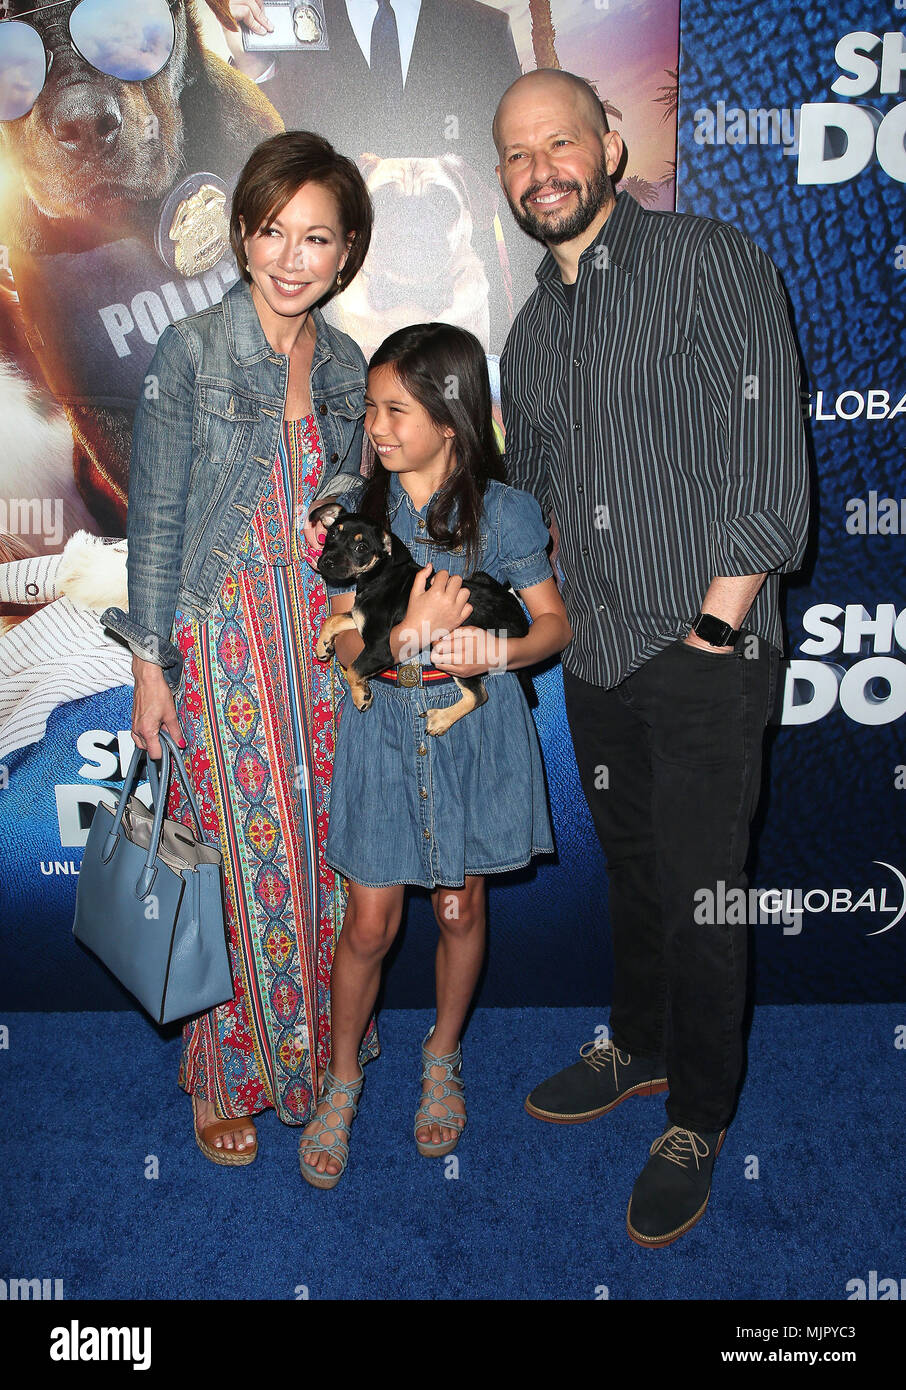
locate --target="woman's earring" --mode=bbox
[335,272,342,288]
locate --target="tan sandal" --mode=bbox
[192,1093,257,1166]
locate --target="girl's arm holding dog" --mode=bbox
[329,565,473,669]
[432,490,571,676]
[330,574,571,677]
[431,577,571,678]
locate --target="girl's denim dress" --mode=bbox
[323,471,556,889]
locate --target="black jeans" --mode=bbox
[562,635,780,1133]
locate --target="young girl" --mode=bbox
[298,323,572,1187]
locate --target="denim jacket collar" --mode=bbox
[387,468,470,529]
[387,467,452,523]
[387,469,410,519]
[221,277,363,375]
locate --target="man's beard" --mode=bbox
[507,158,613,245]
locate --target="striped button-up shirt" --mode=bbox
[499,191,810,689]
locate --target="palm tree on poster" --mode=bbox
[528,1,622,122]
[617,174,658,206]
[655,69,679,123]
[529,0,559,68]
[655,70,679,201]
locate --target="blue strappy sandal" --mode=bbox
[414,1027,466,1157]
[298,1063,364,1189]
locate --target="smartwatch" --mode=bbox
[691,612,741,647]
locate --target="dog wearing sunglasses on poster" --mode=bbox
[311,499,533,736]
[0,0,281,536]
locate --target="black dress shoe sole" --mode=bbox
[524,1075,669,1124]
[625,1129,726,1248]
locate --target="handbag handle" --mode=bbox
[146,729,205,842]
[101,729,205,901]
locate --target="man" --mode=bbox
[494,68,809,1247]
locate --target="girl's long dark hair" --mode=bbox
[358,323,506,566]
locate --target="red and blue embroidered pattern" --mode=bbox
[168,415,378,1124]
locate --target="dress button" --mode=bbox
[417,519,425,529]
[582,546,589,555]
[420,786,428,799]
[573,423,580,431]
[423,828,431,840]
[573,357,581,367]
[319,403,328,415]
[330,452,339,463]
[577,484,584,493]
[417,743,428,756]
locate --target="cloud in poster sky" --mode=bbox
[72,0,171,79]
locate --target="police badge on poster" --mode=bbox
[242,0,329,51]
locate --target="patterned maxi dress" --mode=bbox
[165,414,378,1125]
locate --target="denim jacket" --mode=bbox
[102,277,367,690]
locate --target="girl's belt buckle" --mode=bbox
[397,662,420,686]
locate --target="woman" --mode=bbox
[103,131,378,1164]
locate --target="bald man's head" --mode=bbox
[492,69,609,155]
[493,68,622,249]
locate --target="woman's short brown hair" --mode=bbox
[229,131,372,302]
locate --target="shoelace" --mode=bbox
[579,1038,632,1090]
[650,1125,711,1170]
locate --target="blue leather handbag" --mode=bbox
[73,729,233,1024]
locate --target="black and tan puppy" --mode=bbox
[312,500,530,736]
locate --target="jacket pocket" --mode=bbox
[196,385,261,468]
[314,385,365,466]
[320,387,363,419]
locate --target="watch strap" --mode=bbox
[691,612,741,646]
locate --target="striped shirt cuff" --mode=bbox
[710,508,801,576]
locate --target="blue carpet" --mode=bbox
[1,1005,902,1300]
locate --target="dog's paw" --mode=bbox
[424,707,452,736]
[315,634,334,661]
[351,682,373,711]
